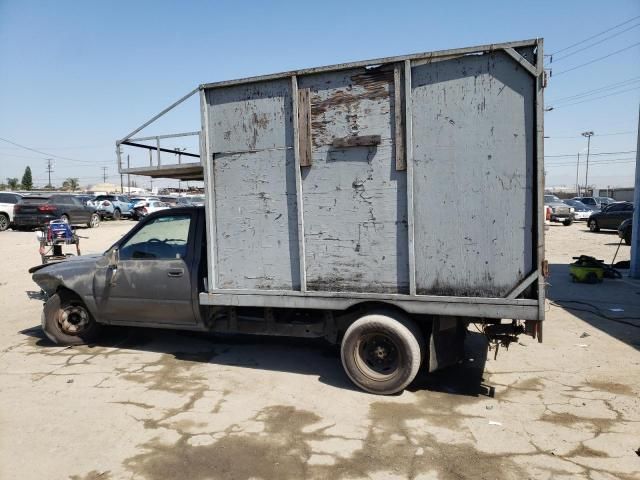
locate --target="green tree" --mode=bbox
[62,178,79,191]
[21,166,33,190]
[6,178,19,190]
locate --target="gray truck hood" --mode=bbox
[31,254,105,296]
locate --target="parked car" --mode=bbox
[562,199,592,221]
[618,218,632,245]
[544,195,574,225]
[13,194,100,229]
[129,197,161,220]
[572,196,613,210]
[94,195,132,220]
[74,194,95,207]
[0,192,23,231]
[595,196,616,208]
[587,202,634,232]
[176,195,206,207]
[132,200,170,219]
[159,196,179,206]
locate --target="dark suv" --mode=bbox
[587,202,634,232]
[13,194,100,229]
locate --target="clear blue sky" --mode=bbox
[1,0,638,189]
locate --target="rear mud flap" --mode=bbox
[428,316,467,372]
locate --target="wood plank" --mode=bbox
[394,64,406,171]
[332,135,381,148]
[404,60,416,296]
[291,76,307,292]
[297,88,312,167]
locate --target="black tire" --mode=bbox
[563,218,573,226]
[341,311,424,395]
[113,208,122,220]
[87,213,100,228]
[42,292,101,345]
[588,219,599,232]
[624,230,631,246]
[60,214,70,224]
[0,213,9,231]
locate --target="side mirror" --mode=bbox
[108,248,119,268]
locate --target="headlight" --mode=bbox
[569,207,575,213]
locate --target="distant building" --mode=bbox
[85,183,148,195]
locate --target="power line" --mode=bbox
[545,150,636,158]
[0,136,112,165]
[546,157,636,167]
[545,131,637,139]
[550,22,640,63]
[549,15,640,56]
[552,41,640,77]
[549,86,640,109]
[548,76,640,103]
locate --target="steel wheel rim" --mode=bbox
[90,214,100,227]
[354,332,401,381]
[0,216,7,230]
[58,304,90,335]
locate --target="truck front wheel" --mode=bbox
[341,312,424,395]
[42,292,101,345]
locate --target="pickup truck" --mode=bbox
[32,206,468,395]
[544,195,574,226]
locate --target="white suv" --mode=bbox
[0,192,23,231]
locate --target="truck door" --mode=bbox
[95,213,196,326]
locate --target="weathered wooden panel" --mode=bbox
[206,80,300,290]
[298,68,409,293]
[207,79,291,152]
[411,51,534,297]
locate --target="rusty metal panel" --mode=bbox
[410,51,534,296]
[297,67,409,293]
[205,80,300,290]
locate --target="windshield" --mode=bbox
[544,195,561,203]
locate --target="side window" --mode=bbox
[119,215,191,260]
[606,204,622,213]
[55,196,70,205]
[71,197,83,206]
[0,193,10,203]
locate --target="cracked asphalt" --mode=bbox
[1,220,639,480]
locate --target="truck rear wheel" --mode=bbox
[42,292,101,345]
[341,312,424,395]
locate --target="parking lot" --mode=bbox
[1,220,638,480]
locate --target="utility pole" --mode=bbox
[127,155,131,194]
[118,147,124,194]
[101,166,108,183]
[582,131,594,195]
[575,153,580,196]
[45,158,54,189]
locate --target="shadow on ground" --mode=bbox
[19,323,491,397]
[547,263,640,349]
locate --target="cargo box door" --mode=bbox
[205,79,301,290]
[410,52,535,297]
[298,67,409,293]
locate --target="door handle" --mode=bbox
[167,269,184,278]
